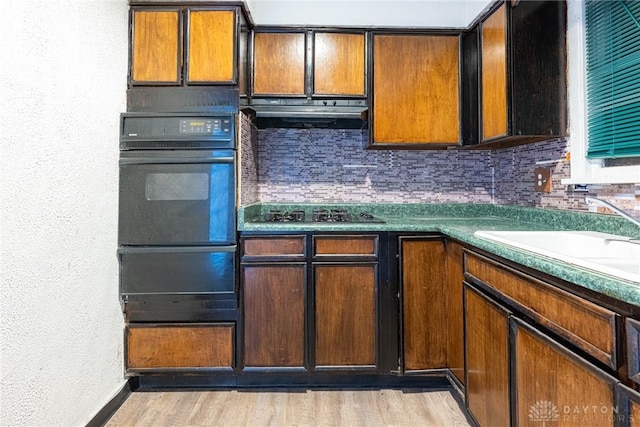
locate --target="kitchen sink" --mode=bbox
[474,230,640,283]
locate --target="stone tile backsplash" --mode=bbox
[239,115,639,217]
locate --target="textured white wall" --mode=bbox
[1,1,128,425]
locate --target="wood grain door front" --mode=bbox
[464,284,510,427]
[445,241,465,385]
[315,264,376,367]
[401,238,447,371]
[253,32,305,95]
[243,265,305,367]
[131,9,181,84]
[314,32,365,96]
[373,34,460,144]
[481,4,507,140]
[126,324,233,370]
[513,317,618,427]
[187,9,235,83]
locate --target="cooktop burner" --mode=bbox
[260,209,384,224]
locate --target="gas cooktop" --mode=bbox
[256,209,385,224]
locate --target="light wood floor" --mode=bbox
[106,388,471,426]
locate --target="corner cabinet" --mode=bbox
[129,5,248,87]
[471,0,567,147]
[399,237,448,372]
[370,33,460,148]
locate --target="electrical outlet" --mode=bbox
[534,167,552,192]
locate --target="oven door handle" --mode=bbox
[118,245,237,254]
[119,156,234,166]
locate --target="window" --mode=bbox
[564,0,640,184]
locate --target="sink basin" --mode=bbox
[474,230,640,283]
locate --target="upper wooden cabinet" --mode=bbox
[129,6,247,87]
[252,32,306,96]
[472,0,567,146]
[371,34,460,147]
[131,9,181,84]
[252,31,366,98]
[186,9,235,83]
[313,32,366,96]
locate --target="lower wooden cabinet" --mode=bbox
[314,264,377,367]
[446,240,465,385]
[617,383,640,427]
[400,237,447,371]
[512,317,618,427]
[240,233,380,372]
[126,323,234,371]
[464,283,511,427]
[242,264,306,367]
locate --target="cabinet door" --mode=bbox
[314,264,376,367]
[242,264,305,367]
[446,240,465,385]
[131,9,181,85]
[126,324,234,370]
[400,238,447,371]
[464,283,510,427]
[187,9,236,84]
[373,34,460,145]
[314,32,365,96]
[481,3,507,140]
[617,383,640,427]
[253,32,306,95]
[513,317,618,427]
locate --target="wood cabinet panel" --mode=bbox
[243,265,305,367]
[481,4,507,140]
[401,239,447,370]
[187,10,235,83]
[132,10,180,83]
[242,236,306,258]
[253,32,305,95]
[446,241,465,385]
[315,265,376,366]
[314,236,377,257]
[465,252,619,369]
[127,324,233,369]
[314,32,365,96]
[513,318,617,427]
[373,34,460,144]
[618,383,640,427]
[465,284,510,427]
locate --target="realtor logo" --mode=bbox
[529,400,560,425]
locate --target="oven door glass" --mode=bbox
[119,246,236,295]
[119,150,235,245]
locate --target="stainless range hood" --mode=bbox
[245,98,368,129]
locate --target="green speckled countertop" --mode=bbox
[238,203,640,306]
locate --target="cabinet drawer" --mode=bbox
[464,251,619,369]
[313,235,378,258]
[126,323,234,370]
[241,235,306,259]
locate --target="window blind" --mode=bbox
[585,0,640,159]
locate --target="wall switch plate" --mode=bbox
[534,167,552,192]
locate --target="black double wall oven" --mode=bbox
[118,112,238,322]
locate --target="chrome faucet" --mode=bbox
[585,197,640,228]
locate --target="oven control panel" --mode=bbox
[179,118,231,136]
[120,113,235,149]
